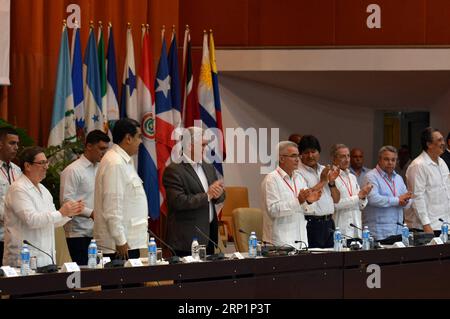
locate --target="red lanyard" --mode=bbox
[376,168,396,196]
[0,165,14,185]
[277,169,297,196]
[338,173,353,196]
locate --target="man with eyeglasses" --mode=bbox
[3,146,84,268]
[406,127,450,236]
[61,130,110,265]
[163,127,225,257]
[0,127,21,266]
[262,141,321,250]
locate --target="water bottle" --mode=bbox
[87,239,97,268]
[248,231,257,258]
[362,226,370,250]
[148,237,157,265]
[191,237,200,261]
[20,244,30,276]
[441,221,448,243]
[402,223,410,247]
[334,227,342,251]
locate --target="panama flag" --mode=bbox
[48,24,76,147]
[83,26,104,133]
[106,24,120,129]
[182,26,199,128]
[137,25,160,229]
[71,23,85,137]
[209,31,225,177]
[120,26,138,121]
[155,30,174,215]
[168,29,182,128]
[97,23,108,133]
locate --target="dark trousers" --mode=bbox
[306,216,335,248]
[66,237,92,266]
[0,241,3,266]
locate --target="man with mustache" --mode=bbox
[406,127,450,236]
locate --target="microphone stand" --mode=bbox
[195,226,225,260]
[147,230,181,264]
[95,244,126,268]
[23,240,58,273]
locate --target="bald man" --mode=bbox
[349,148,370,187]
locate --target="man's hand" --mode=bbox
[298,189,311,204]
[423,224,434,234]
[207,180,224,199]
[306,189,322,203]
[328,165,340,183]
[116,243,130,259]
[358,183,373,199]
[59,201,85,217]
[398,192,413,206]
[90,211,95,220]
[320,165,331,183]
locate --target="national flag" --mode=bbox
[70,23,85,137]
[168,28,182,128]
[106,23,120,129]
[120,26,138,121]
[83,26,104,133]
[97,22,108,133]
[48,24,76,147]
[182,26,199,128]
[155,29,174,215]
[209,31,225,177]
[137,25,160,230]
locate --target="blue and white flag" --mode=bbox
[106,24,120,129]
[48,25,76,146]
[120,27,138,121]
[71,24,85,134]
[83,27,104,133]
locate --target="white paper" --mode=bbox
[125,258,144,267]
[1,266,18,277]
[62,262,80,272]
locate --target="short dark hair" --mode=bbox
[0,127,19,140]
[446,132,450,142]
[298,135,321,154]
[421,127,440,151]
[19,146,45,171]
[112,118,140,144]
[85,129,110,146]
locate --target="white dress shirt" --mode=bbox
[3,175,70,267]
[94,144,148,254]
[334,169,367,238]
[183,154,214,222]
[406,151,450,230]
[262,166,313,249]
[0,160,21,241]
[60,155,96,238]
[297,163,335,216]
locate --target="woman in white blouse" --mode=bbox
[3,147,84,268]
[331,144,372,240]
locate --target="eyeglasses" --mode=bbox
[281,154,300,159]
[32,160,49,166]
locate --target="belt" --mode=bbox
[305,214,333,221]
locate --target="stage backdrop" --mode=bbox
[0,0,10,85]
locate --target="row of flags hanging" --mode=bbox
[48,21,225,231]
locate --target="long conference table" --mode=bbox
[1,244,450,299]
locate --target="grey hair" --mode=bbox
[278,141,298,156]
[378,145,397,158]
[330,144,349,159]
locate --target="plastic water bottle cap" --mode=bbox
[150,237,155,241]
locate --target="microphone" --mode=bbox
[328,228,362,250]
[194,226,225,260]
[293,240,309,251]
[349,223,363,231]
[238,228,274,247]
[439,218,447,223]
[147,229,181,264]
[23,240,58,273]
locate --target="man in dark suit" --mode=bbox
[163,127,225,256]
[440,132,450,170]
